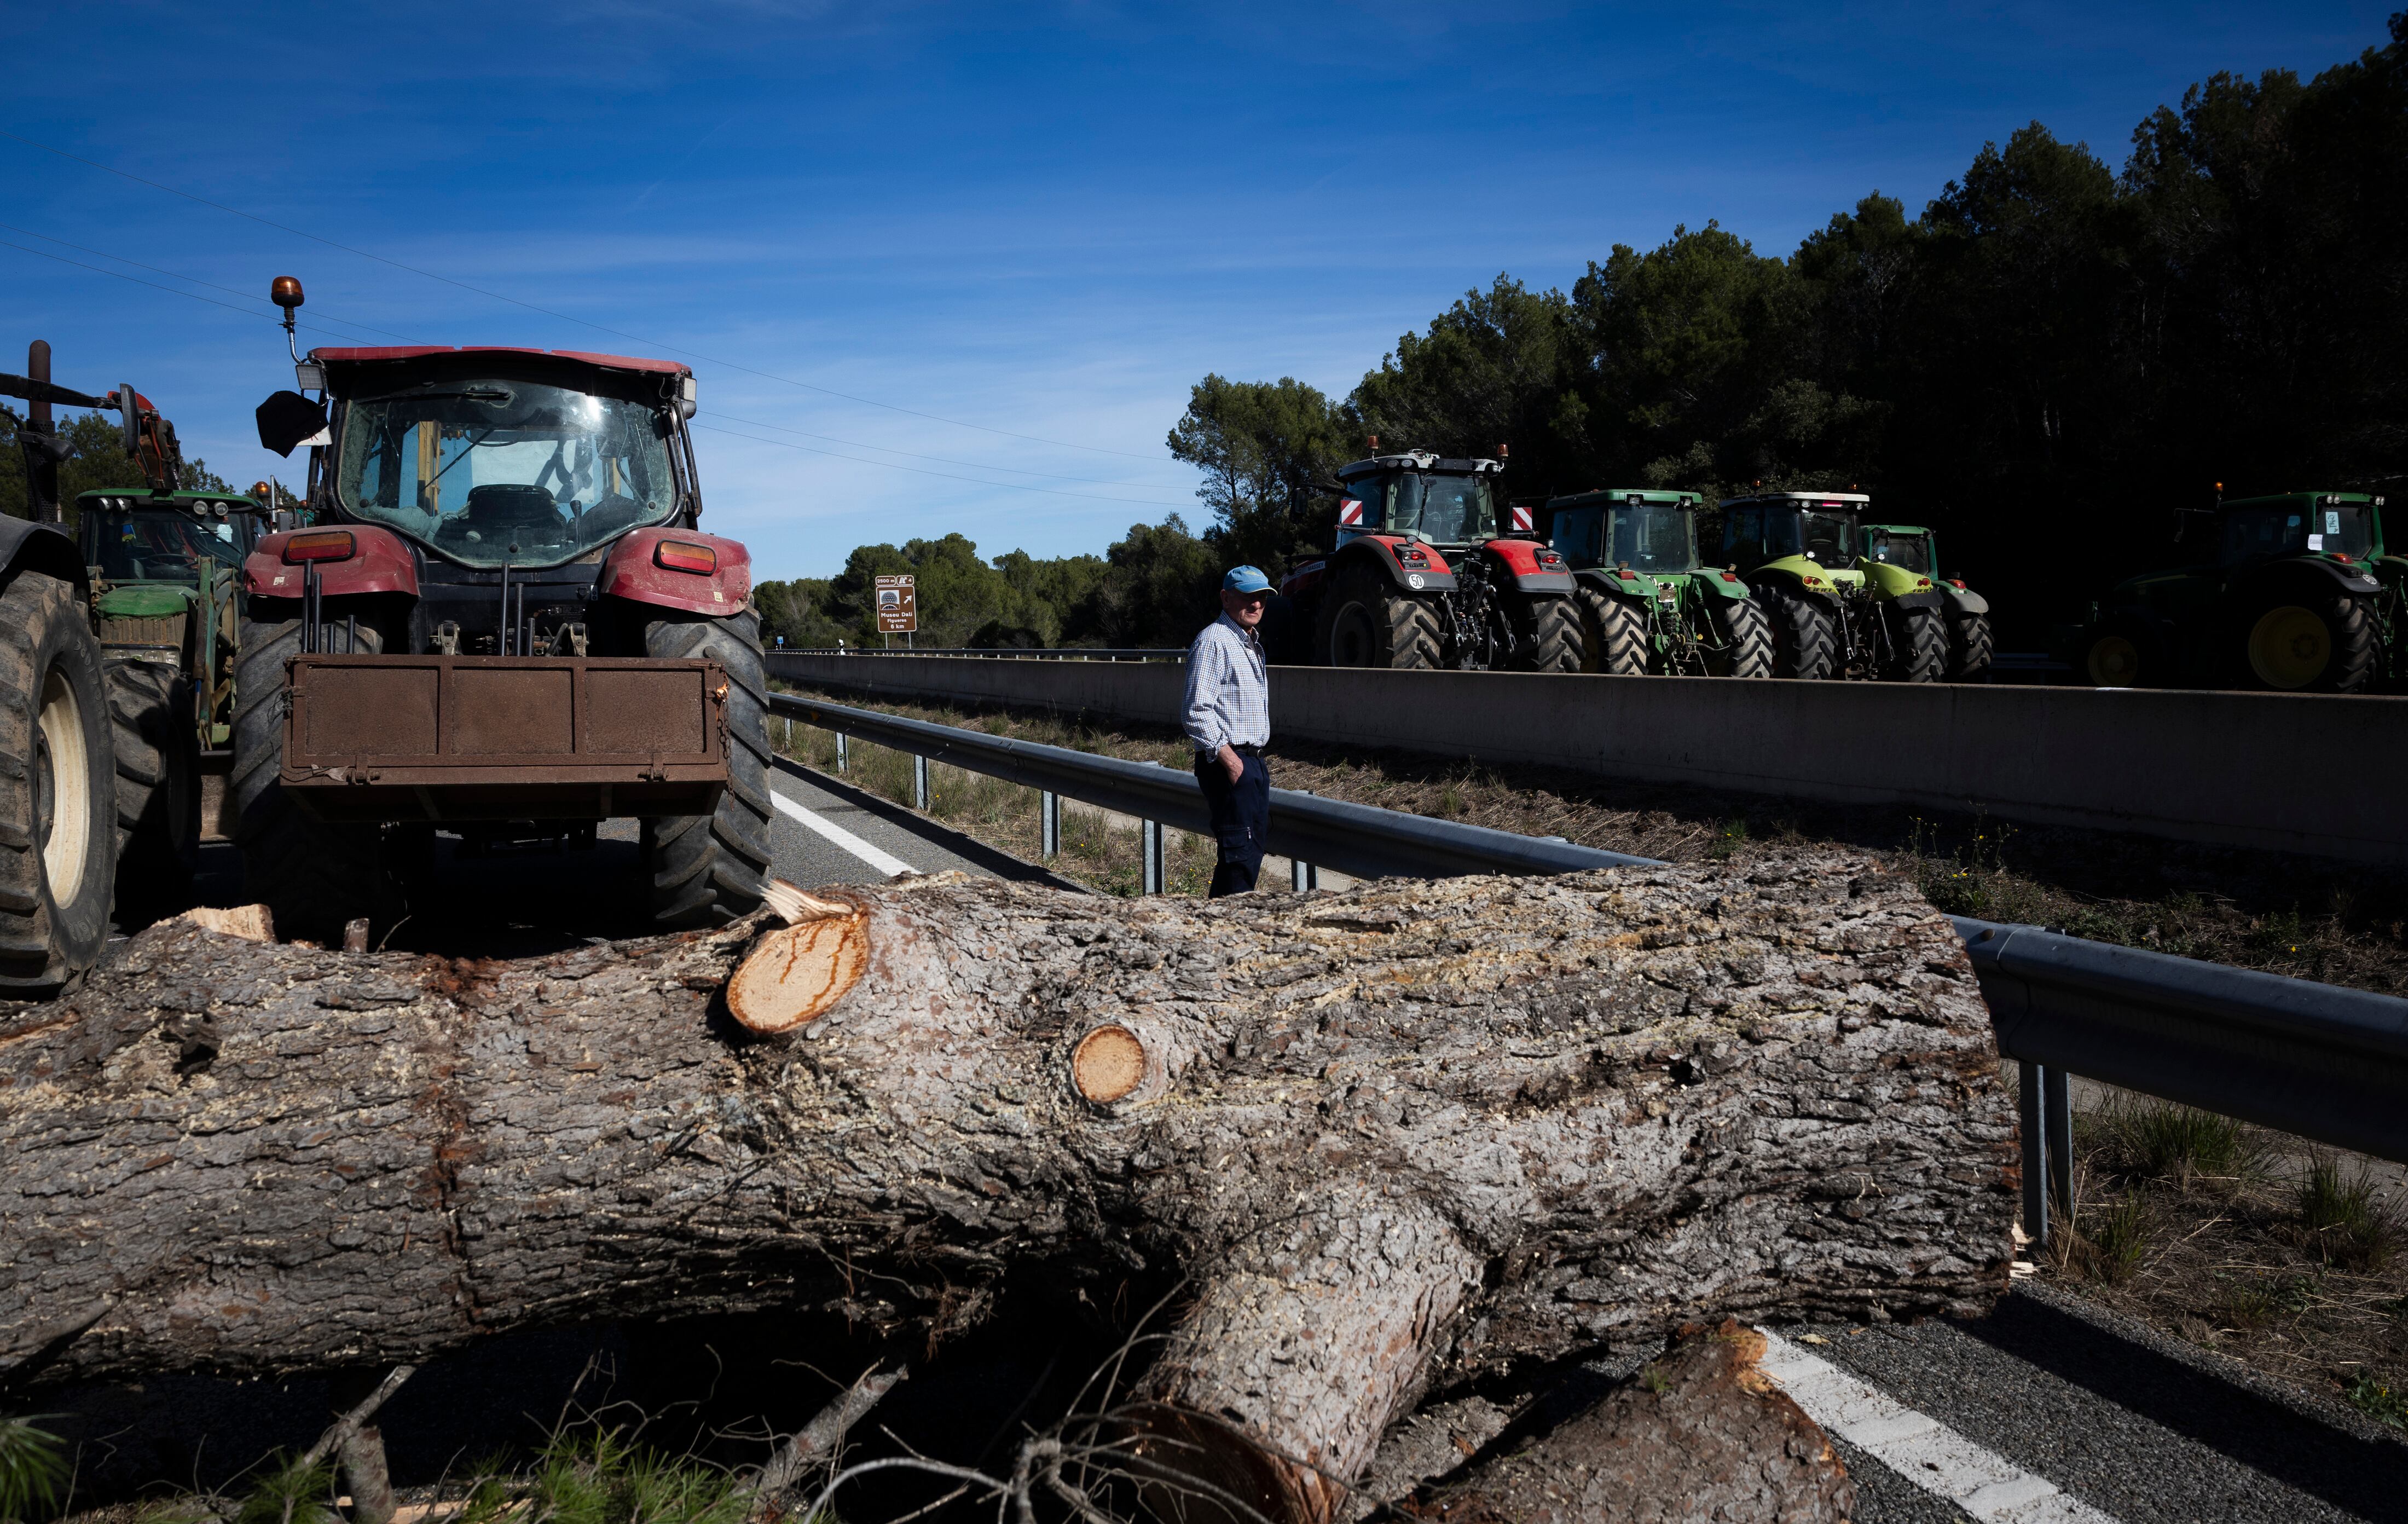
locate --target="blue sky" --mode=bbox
[4,2,2394,579]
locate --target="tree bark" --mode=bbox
[0,853,2013,1522]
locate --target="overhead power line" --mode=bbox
[0,222,423,344]
[0,236,412,349]
[0,126,1180,463]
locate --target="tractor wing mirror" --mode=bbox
[256,390,329,457]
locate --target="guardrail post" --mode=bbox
[914,755,930,811]
[782,715,792,753]
[1291,788,1318,891]
[1142,818,1164,894]
[835,732,848,773]
[2045,1064,2074,1230]
[2017,1060,2076,1250]
[1041,790,1061,860]
[2019,1060,2047,1248]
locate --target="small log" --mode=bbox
[0,853,2014,1523]
[1408,1320,1853,1523]
[182,903,274,941]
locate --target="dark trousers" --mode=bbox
[1195,748,1269,897]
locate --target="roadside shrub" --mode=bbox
[2343,1372,2408,1431]
[2296,1153,2400,1269]
[2089,1097,2262,1190]
[0,1414,66,1524]
[2082,1192,2152,1284]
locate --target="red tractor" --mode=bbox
[246,278,772,942]
[1277,449,1581,669]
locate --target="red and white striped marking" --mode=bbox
[1338,498,1364,526]
[1509,503,1533,533]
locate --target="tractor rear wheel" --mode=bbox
[1516,593,1583,672]
[642,609,775,926]
[1318,564,1442,669]
[106,657,200,921]
[2239,590,2376,693]
[0,570,115,994]
[1885,604,1947,683]
[1757,582,1837,680]
[1947,610,1993,683]
[232,617,401,943]
[1573,587,1646,675]
[1705,596,1773,678]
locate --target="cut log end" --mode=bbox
[728,902,868,1035]
[1072,1023,1148,1103]
[181,904,275,942]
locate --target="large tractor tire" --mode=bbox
[1885,603,1948,683]
[1947,609,1994,683]
[1705,596,1774,678]
[1317,564,1443,669]
[0,570,115,994]
[641,609,775,927]
[2238,589,2377,693]
[1573,587,1647,676]
[1757,582,1837,680]
[106,657,200,921]
[231,617,401,943]
[1516,593,1583,673]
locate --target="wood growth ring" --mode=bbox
[1072,1024,1148,1103]
[727,907,867,1034]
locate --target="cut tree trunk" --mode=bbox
[0,853,2014,1522]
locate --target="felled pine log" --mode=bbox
[0,853,2013,1523]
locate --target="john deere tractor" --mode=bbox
[78,483,267,912]
[1858,522,1992,681]
[1278,449,1581,671]
[1545,488,1770,676]
[1718,491,1948,682]
[2076,490,2388,692]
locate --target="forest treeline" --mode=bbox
[761,19,2408,650]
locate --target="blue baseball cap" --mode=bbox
[1223,565,1271,593]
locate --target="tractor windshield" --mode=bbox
[1755,508,1858,565]
[334,378,678,568]
[2219,502,2376,563]
[1603,504,1694,572]
[1393,473,1496,544]
[1863,528,1934,574]
[89,505,252,583]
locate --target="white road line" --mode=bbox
[771,788,917,879]
[1756,1330,2121,1524]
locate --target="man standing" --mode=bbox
[1184,566,1273,897]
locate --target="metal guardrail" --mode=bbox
[765,686,2408,1248]
[765,690,1658,882]
[778,648,1184,662]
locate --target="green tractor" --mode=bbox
[1544,488,1770,676]
[76,482,267,909]
[1858,522,1993,681]
[1717,491,1949,682]
[2076,490,2390,693]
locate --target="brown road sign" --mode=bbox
[875,574,918,633]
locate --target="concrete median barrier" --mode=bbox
[765,653,2407,865]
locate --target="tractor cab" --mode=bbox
[1861,524,1936,576]
[2210,494,2381,567]
[1720,493,1868,580]
[1549,489,1700,575]
[1333,452,1504,551]
[79,488,267,751]
[80,490,262,584]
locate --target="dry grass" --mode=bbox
[2044,1094,2408,1433]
